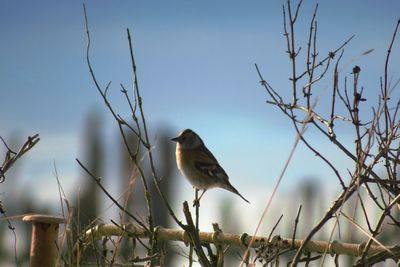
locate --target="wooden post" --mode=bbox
[23,214,65,267]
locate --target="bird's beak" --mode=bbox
[171,136,180,142]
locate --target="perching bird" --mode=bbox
[171,129,249,203]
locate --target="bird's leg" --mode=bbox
[193,189,206,207]
[194,188,200,231]
[193,188,200,207]
[198,190,206,202]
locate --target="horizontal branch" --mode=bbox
[84,224,399,258]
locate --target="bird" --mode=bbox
[171,129,249,204]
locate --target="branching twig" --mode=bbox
[0,134,40,182]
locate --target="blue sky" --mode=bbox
[1,1,399,215]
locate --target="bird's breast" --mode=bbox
[175,146,209,189]
[175,146,192,173]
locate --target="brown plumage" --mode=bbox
[172,129,249,203]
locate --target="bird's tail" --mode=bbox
[224,182,250,203]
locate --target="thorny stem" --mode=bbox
[0,134,40,265]
[258,1,400,266]
[358,194,400,263]
[126,29,184,228]
[76,159,149,231]
[290,184,358,266]
[0,134,40,182]
[284,0,303,105]
[305,4,318,110]
[83,5,187,265]
[83,6,157,261]
[125,29,158,257]
[183,202,212,267]
[291,205,302,248]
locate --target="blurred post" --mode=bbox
[23,214,65,267]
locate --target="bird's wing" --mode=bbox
[193,147,229,182]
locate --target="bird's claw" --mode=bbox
[193,198,200,207]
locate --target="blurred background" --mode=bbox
[1,0,400,265]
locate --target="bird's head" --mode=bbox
[171,129,203,149]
